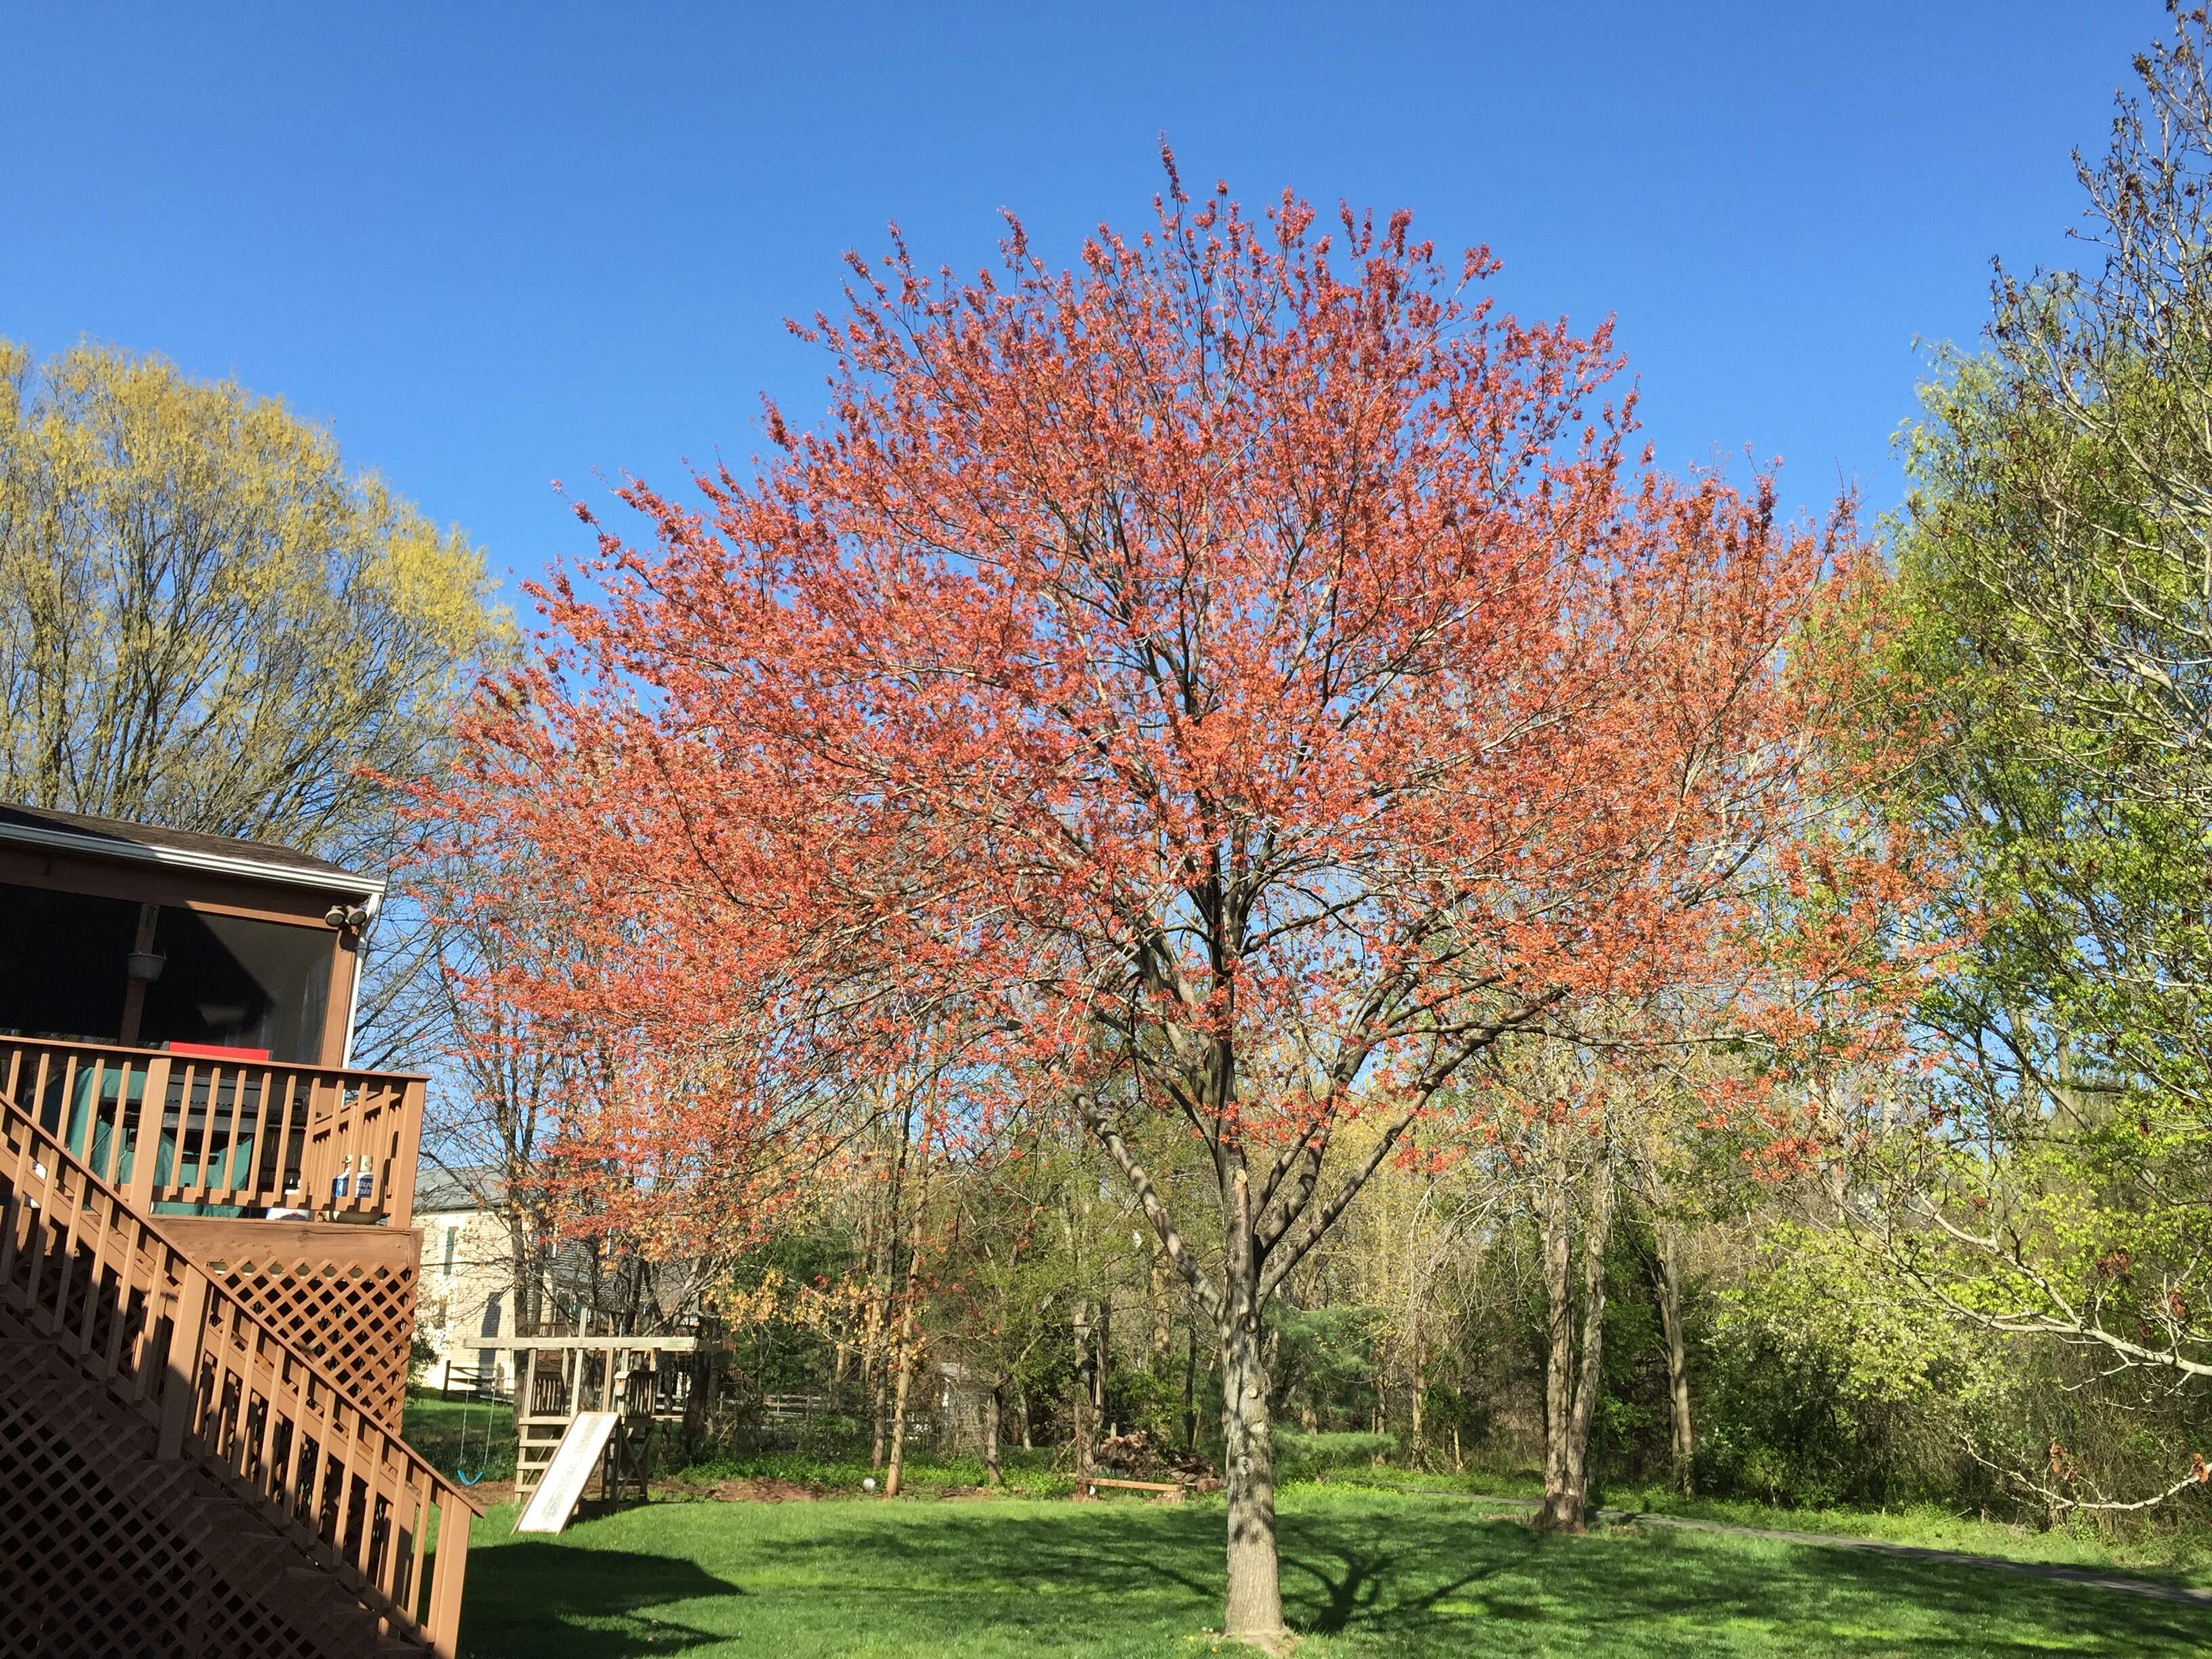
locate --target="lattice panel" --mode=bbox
[0,1365,327,1659]
[212,1251,419,1424]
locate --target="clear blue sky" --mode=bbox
[0,2,2167,596]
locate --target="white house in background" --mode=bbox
[411,1164,517,1393]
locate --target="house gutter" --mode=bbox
[0,819,386,900]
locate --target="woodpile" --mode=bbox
[1093,1430,1221,1493]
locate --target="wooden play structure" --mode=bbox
[0,802,475,1656]
[485,1329,712,1533]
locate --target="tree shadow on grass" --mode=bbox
[1275,1508,2212,1656]
[461,1542,746,1658]
[1286,1521,1538,1635]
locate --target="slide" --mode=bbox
[514,1412,621,1535]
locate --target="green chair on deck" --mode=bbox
[58,1063,258,1218]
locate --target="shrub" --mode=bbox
[1276,1430,1397,1479]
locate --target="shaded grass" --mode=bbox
[453,1485,2212,1656]
[1318,1467,2212,1587]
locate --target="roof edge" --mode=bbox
[0,817,386,900]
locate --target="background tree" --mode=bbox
[0,339,504,859]
[1860,1,2212,1512]
[409,846,577,1338]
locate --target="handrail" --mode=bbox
[0,1083,474,1654]
[0,1034,426,1227]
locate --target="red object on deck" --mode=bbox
[163,1041,273,1061]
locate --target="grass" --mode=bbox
[659,1446,1080,1498]
[449,1483,2212,1657]
[1317,1467,2212,1586]
[405,1390,518,1483]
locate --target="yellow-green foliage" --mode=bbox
[0,340,509,857]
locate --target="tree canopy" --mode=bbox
[431,161,1923,1639]
[0,339,508,863]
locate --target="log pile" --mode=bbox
[1093,1429,1222,1492]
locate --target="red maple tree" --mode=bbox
[438,163,1905,1639]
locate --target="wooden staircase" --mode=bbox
[0,1083,475,1658]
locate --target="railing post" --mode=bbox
[300,1077,335,1218]
[388,1078,424,1231]
[427,1487,472,1656]
[157,1269,209,1460]
[124,1055,168,1211]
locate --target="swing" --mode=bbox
[453,1389,492,1486]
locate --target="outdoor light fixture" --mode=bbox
[325,903,371,928]
[125,950,166,983]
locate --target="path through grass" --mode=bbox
[451,1485,2212,1656]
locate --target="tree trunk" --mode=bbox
[867,1101,912,1471]
[1151,1249,1174,1370]
[1536,1151,1616,1532]
[1652,1223,1694,1496]
[869,1361,889,1469]
[1218,1300,1283,1643]
[1408,1324,1424,1455]
[1017,1383,1034,1451]
[1096,1295,1111,1418]
[1536,1168,1578,1531]
[883,1131,935,1499]
[1560,1161,1614,1517]
[884,1334,918,1496]
[1071,1298,1097,1476]
[1183,1324,1200,1449]
[984,1385,1004,1486]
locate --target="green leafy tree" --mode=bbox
[0,340,506,862]
[1860,5,2212,1513]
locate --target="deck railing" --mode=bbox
[0,1035,425,1227]
[0,1080,472,1654]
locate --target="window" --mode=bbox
[442,1225,458,1277]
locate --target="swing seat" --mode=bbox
[452,1394,496,1484]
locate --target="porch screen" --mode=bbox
[140,908,334,1063]
[0,880,140,1042]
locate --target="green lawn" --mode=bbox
[449,1485,2212,1657]
[1322,1467,2212,1584]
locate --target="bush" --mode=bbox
[1276,1429,1397,1479]
[661,1445,1076,1498]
